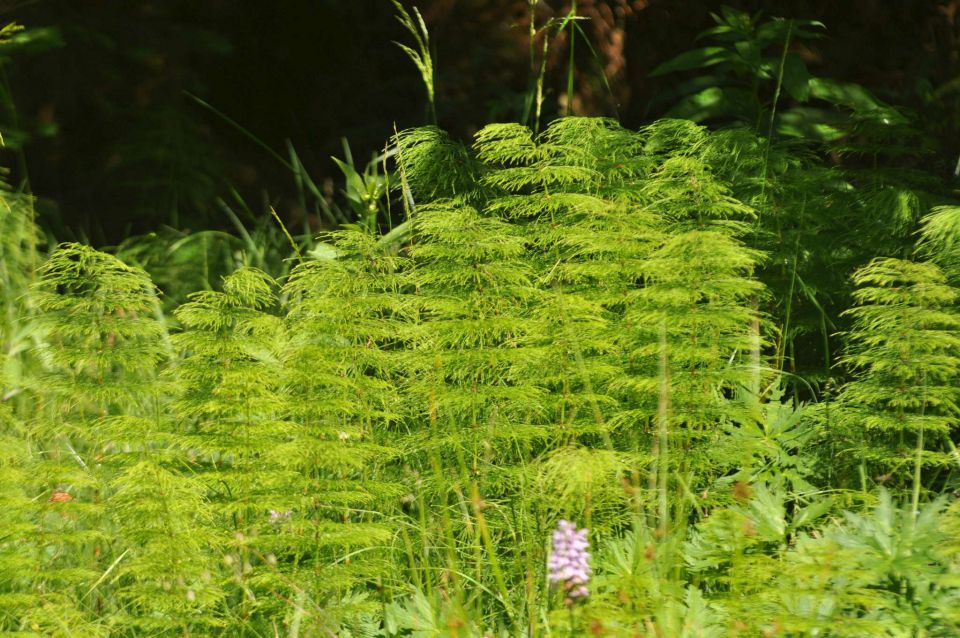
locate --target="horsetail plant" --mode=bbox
[27,243,211,635]
[836,258,960,506]
[5,107,960,635]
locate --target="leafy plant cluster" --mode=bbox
[2,108,960,636]
[4,5,960,637]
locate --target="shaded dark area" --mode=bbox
[0,0,958,242]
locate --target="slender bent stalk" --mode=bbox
[565,0,577,115]
[656,319,671,532]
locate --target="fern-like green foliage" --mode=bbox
[920,205,960,279]
[20,243,224,635]
[406,201,548,460]
[26,244,168,626]
[171,267,297,628]
[0,190,38,370]
[473,118,659,529]
[401,201,552,615]
[0,191,41,632]
[277,230,402,628]
[479,118,655,438]
[837,257,960,494]
[477,118,767,530]
[624,143,765,423]
[394,126,480,204]
[0,395,38,631]
[387,116,776,629]
[8,112,960,636]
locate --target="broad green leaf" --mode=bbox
[734,40,762,70]
[809,78,906,123]
[664,86,757,123]
[650,47,732,77]
[332,156,367,205]
[792,497,835,531]
[776,107,847,141]
[782,52,811,102]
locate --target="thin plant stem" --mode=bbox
[534,27,551,135]
[913,373,927,520]
[566,0,577,115]
[522,0,538,126]
[656,319,670,533]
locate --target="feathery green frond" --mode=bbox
[837,257,960,494]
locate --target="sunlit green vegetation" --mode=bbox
[3,4,960,636]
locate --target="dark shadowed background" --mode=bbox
[0,0,957,243]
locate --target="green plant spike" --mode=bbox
[278,229,405,630]
[28,243,197,633]
[172,266,294,631]
[837,257,960,501]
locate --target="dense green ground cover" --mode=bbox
[4,114,960,636]
[4,6,960,637]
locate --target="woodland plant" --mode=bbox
[278,230,403,625]
[546,520,591,605]
[0,2,954,636]
[835,258,960,502]
[5,41,960,635]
